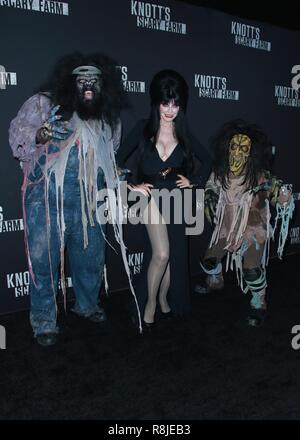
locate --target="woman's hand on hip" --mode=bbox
[127,183,153,196]
[176,174,193,189]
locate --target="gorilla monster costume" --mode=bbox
[9,52,136,345]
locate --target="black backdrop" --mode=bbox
[0,0,299,315]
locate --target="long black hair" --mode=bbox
[36,51,126,130]
[212,119,273,190]
[143,69,194,175]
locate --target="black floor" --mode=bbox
[0,254,300,421]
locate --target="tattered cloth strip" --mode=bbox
[261,199,272,268]
[200,261,222,275]
[225,241,249,293]
[225,190,253,250]
[273,192,295,259]
[209,188,253,251]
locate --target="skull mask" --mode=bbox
[229,134,251,176]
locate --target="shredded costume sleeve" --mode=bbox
[9,94,51,162]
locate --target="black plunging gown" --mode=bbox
[117,120,211,318]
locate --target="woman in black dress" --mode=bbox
[117,70,211,331]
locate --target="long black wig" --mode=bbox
[143,69,194,175]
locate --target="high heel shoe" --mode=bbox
[142,320,155,335]
[160,310,173,320]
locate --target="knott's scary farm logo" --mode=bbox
[194,74,239,101]
[231,21,271,52]
[130,0,186,34]
[0,206,23,233]
[0,0,69,15]
[274,85,300,108]
[5,270,73,298]
[128,251,144,275]
[0,65,17,89]
[117,66,145,93]
[274,65,300,108]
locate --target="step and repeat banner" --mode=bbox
[0,0,299,314]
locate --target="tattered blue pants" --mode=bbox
[24,146,106,336]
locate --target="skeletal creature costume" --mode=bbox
[195,120,294,326]
[9,53,135,345]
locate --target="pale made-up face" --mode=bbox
[159,100,180,123]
